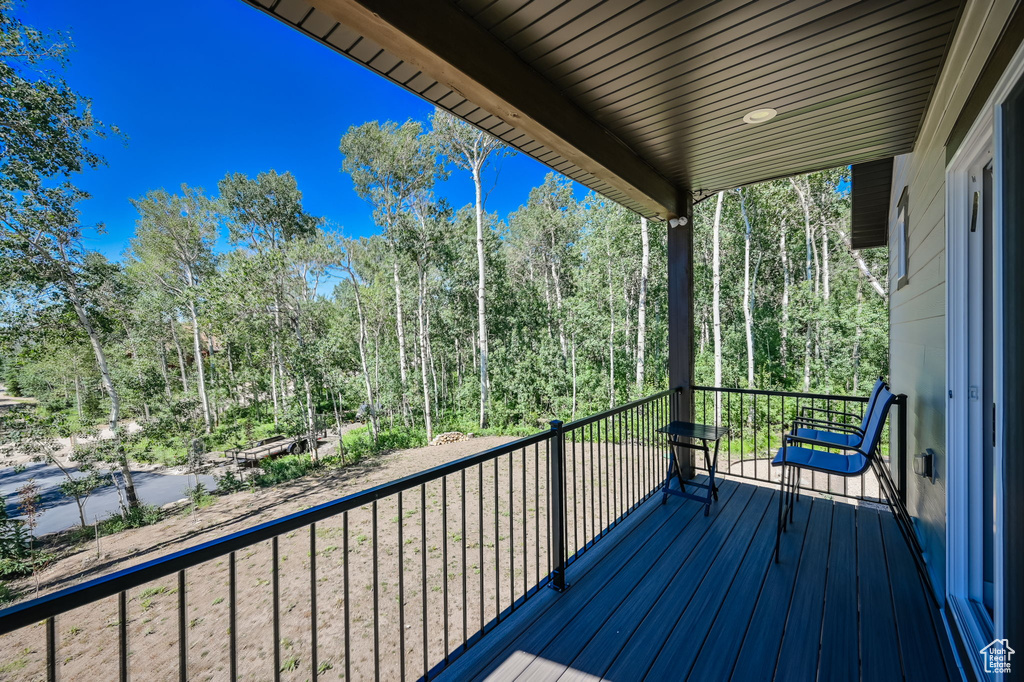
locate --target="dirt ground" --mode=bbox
[0,434,528,680]
[0,418,677,682]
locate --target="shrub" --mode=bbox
[185,483,214,509]
[341,426,427,461]
[252,455,318,488]
[0,521,38,579]
[0,581,16,606]
[215,469,249,494]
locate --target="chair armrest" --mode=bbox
[792,417,863,435]
[783,432,858,451]
[798,405,863,422]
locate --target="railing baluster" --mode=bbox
[522,447,528,600]
[229,550,237,681]
[46,615,55,682]
[178,569,187,682]
[398,492,405,681]
[372,500,379,682]
[508,452,514,609]
[478,463,484,632]
[534,443,540,589]
[344,511,351,682]
[571,430,578,556]
[442,476,449,664]
[310,523,318,682]
[494,457,500,624]
[421,484,428,680]
[461,468,467,649]
[271,539,279,682]
[119,590,127,682]
[588,422,595,547]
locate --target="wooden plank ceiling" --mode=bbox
[242,0,962,218]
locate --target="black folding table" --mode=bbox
[658,421,729,516]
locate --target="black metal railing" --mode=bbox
[691,385,906,504]
[0,390,673,682]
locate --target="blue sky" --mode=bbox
[20,0,566,261]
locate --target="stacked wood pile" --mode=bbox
[429,431,473,446]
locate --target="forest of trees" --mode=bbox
[0,0,889,470]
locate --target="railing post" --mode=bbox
[896,394,908,507]
[548,419,568,592]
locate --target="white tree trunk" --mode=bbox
[607,226,616,409]
[67,281,139,507]
[712,191,724,424]
[473,164,490,428]
[270,347,280,426]
[571,332,578,420]
[170,320,188,392]
[739,190,756,389]
[822,220,831,301]
[417,260,433,441]
[187,299,212,433]
[347,266,379,441]
[780,221,790,374]
[834,225,889,301]
[853,276,864,393]
[635,216,650,397]
[158,340,172,400]
[392,250,410,422]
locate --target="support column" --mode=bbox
[668,193,695,479]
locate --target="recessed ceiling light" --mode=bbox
[743,108,778,124]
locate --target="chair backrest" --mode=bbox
[857,378,886,433]
[859,384,897,458]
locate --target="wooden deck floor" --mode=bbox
[438,478,958,682]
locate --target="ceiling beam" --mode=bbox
[308,0,684,218]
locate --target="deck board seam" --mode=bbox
[461,484,718,681]
[877,511,910,681]
[631,487,771,681]
[525,484,751,680]
[674,489,779,681]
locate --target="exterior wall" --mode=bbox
[888,0,1018,600]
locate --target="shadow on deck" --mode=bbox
[439,477,957,681]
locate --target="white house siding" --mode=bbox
[887,0,1017,601]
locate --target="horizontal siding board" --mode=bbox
[629,65,940,150]
[666,89,933,162]
[561,0,804,94]
[589,10,953,119]
[585,0,955,127]
[683,132,916,189]
[892,281,945,321]
[504,0,622,53]
[684,111,925,171]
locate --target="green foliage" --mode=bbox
[185,482,214,508]
[215,469,249,494]
[0,581,16,605]
[251,455,319,488]
[66,505,162,545]
[341,426,427,461]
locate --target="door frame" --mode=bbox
[945,38,1024,675]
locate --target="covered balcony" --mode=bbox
[0,387,953,680]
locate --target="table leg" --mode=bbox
[711,440,720,501]
[662,453,673,505]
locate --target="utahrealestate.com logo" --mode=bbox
[980,639,1014,674]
